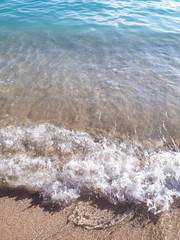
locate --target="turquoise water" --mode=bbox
[0,1,180,212]
[1,0,180,33]
[0,0,180,140]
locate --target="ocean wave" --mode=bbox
[0,123,179,214]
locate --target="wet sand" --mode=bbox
[0,189,179,240]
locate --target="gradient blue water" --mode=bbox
[0,0,180,142]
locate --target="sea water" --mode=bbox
[0,0,180,214]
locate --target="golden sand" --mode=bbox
[0,189,179,240]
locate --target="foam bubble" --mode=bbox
[0,123,179,213]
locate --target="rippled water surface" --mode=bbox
[0,0,180,213]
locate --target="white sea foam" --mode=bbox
[0,123,179,213]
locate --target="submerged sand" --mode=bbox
[0,189,179,240]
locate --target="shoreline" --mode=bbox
[0,188,179,240]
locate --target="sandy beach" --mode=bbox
[1,2,180,240]
[0,188,179,240]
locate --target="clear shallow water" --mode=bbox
[0,0,180,213]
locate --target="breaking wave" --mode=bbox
[0,123,179,214]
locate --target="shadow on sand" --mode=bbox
[0,186,159,228]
